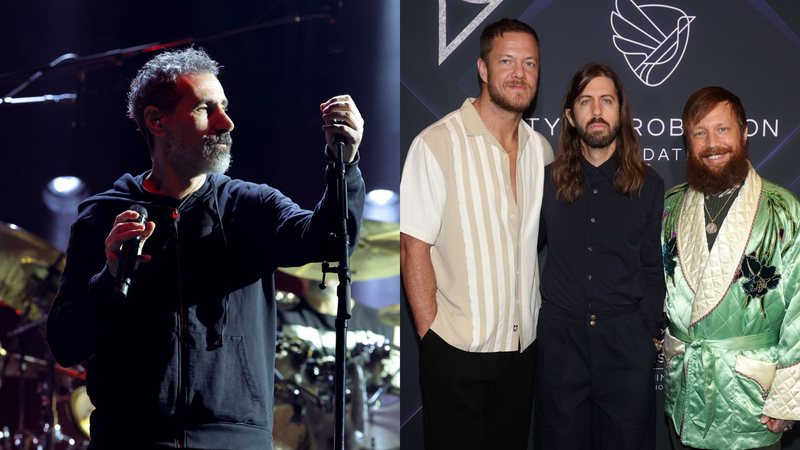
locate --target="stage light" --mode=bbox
[364,189,398,223]
[47,176,85,196]
[42,176,88,213]
[366,189,398,207]
[42,176,90,251]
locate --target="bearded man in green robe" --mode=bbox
[662,86,800,450]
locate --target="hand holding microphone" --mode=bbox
[320,94,364,163]
[105,205,155,298]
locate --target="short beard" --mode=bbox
[577,117,620,149]
[488,82,532,113]
[686,145,749,195]
[167,133,233,177]
[203,133,233,174]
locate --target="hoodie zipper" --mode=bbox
[172,206,188,448]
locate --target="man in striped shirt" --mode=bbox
[400,18,554,449]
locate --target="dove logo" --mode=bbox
[611,0,695,87]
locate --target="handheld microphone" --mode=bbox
[116,204,148,298]
[330,118,347,145]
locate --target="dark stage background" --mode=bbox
[1,0,399,248]
[401,1,800,449]
[0,0,400,447]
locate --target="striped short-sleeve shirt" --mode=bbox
[401,98,554,353]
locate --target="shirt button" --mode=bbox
[590,218,596,223]
[590,314,597,320]
[587,275,592,280]
[593,189,598,194]
[590,320,596,326]
[513,325,519,331]
[588,246,593,252]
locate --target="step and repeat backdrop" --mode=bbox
[400,1,800,448]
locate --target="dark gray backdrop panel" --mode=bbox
[401,1,800,449]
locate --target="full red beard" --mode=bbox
[686,143,749,195]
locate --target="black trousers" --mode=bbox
[534,305,657,450]
[419,330,536,450]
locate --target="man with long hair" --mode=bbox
[400,18,553,449]
[535,63,665,449]
[662,86,800,449]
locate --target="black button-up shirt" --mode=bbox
[539,155,666,336]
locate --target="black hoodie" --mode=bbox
[47,160,364,449]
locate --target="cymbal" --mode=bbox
[0,222,64,320]
[279,219,399,282]
[377,303,400,327]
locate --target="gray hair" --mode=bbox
[127,47,220,149]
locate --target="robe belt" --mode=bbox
[669,326,779,438]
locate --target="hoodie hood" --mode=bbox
[79,171,232,216]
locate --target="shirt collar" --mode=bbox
[580,152,619,181]
[460,98,530,150]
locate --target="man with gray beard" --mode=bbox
[662,86,800,449]
[46,48,366,449]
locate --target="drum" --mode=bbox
[0,372,92,450]
[275,335,315,388]
[272,402,312,450]
[351,340,400,401]
[0,304,51,444]
[273,325,400,449]
[274,335,321,450]
[303,355,338,404]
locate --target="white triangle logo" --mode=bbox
[438,0,504,65]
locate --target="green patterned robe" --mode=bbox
[662,166,800,449]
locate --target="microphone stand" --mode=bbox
[0,11,332,83]
[0,93,77,106]
[321,139,352,450]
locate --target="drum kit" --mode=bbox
[275,219,401,450]
[0,223,92,450]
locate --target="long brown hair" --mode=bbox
[551,63,645,203]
